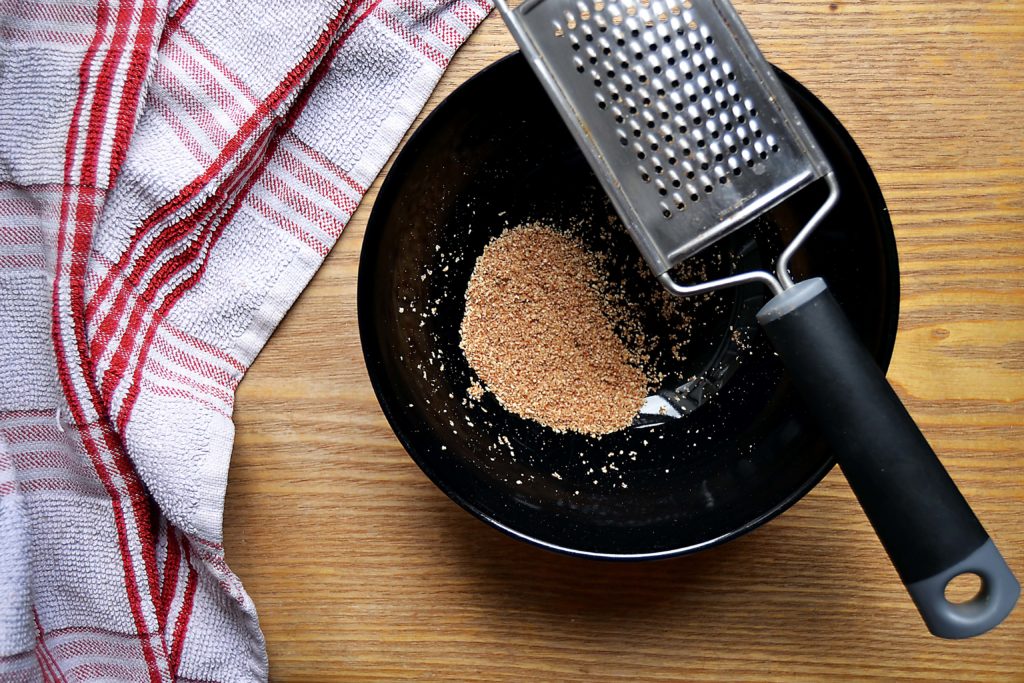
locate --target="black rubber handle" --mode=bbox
[757,278,1019,638]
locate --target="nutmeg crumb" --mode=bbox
[460,224,648,435]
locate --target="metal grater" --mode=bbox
[495,0,839,295]
[493,0,1023,639]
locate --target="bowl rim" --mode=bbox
[357,51,901,560]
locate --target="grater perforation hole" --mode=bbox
[662,208,672,218]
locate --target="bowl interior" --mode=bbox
[358,53,899,558]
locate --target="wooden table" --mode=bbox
[224,0,1024,679]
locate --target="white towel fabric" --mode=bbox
[0,0,489,678]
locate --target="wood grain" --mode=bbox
[224,0,1024,679]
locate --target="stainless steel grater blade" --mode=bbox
[495,0,836,292]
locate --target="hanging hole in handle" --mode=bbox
[945,572,984,605]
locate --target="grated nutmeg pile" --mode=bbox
[459,223,649,435]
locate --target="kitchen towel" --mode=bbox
[0,0,489,679]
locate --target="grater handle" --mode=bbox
[757,278,1020,638]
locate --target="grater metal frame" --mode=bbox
[494,0,840,296]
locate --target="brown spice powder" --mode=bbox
[459,224,649,435]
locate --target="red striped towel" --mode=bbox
[0,0,489,679]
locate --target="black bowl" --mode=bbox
[358,53,899,559]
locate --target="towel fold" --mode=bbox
[0,0,489,678]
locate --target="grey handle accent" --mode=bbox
[907,539,1021,639]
